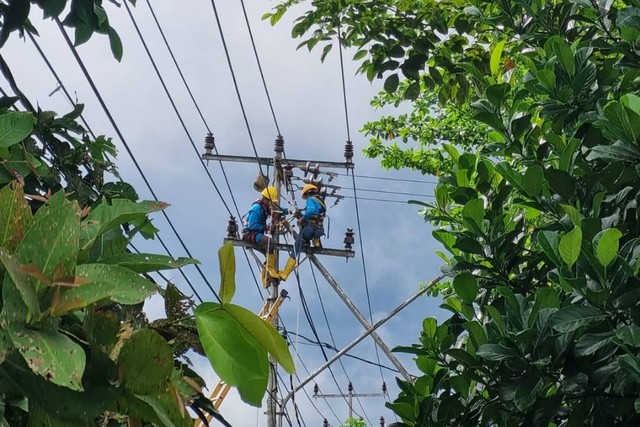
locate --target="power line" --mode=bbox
[54,17,221,303]
[208,0,267,177]
[335,19,387,411]
[341,195,432,204]
[140,0,266,302]
[336,172,437,185]
[309,263,373,427]
[239,0,281,136]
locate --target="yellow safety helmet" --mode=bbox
[301,184,318,197]
[261,186,278,201]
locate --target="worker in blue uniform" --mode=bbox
[279,183,326,281]
[242,186,288,286]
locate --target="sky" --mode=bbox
[3,1,447,426]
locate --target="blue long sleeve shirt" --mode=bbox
[303,196,326,221]
[243,202,268,234]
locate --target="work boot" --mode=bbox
[278,257,297,281]
[261,253,280,288]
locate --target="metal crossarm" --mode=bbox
[223,238,355,258]
[194,291,288,427]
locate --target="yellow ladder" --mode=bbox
[194,290,288,427]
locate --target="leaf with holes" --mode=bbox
[8,324,85,391]
[0,112,33,149]
[52,264,156,316]
[80,199,169,252]
[0,182,31,251]
[118,329,173,394]
[14,195,80,291]
[99,253,199,273]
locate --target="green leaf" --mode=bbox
[8,325,86,391]
[0,182,31,251]
[549,305,605,333]
[462,198,484,229]
[476,344,519,361]
[575,332,614,356]
[0,248,41,318]
[195,303,269,406]
[594,228,623,268]
[118,329,173,394]
[0,329,11,365]
[80,199,169,251]
[537,231,562,267]
[528,287,559,327]
[0,112,33,149]
[218,242,236,305]
[615,325,640,347]
[545,168,576,201]
[545,36,574,76]
[53,264,156,315]
[384,73,400,94]
[561,204,582,227]
[100,253,199,273]
[40,0,66,18]
[15,196,80,290]
[495,161,526,193]
[619,355,640,383]
[486,83,510,107]
[108,27,123,62]
[453,273,478,303]
[558,226,582,268]
[224,303,295,373]
[490,40,505,76]
[523,165,544,197]
[422,317,437,339]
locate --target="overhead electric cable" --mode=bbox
[208,0,266,177]
[238,0,281,136]
[335,21,387,399]
[123,1,233,217]
[336,172,437,185]
[26,32,96,140]
[54,18,220,303]
[139,0,265,300]
[309,263,373,426]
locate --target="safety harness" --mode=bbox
[305,195,326,227]
[241,200,268,244]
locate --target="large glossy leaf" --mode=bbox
[537,231,562,267]
[80,199,169,251]
[528,287,559,327]
[476,344,519,361]
[218,242,236,305]
[594,228,623,268]
[619,355,640,383]
[558,226,582,268]
[224,303,295,374]
[453,273,478,303]
[118,329,173,395]
[0,182,31,251]
[8,324,86,391]
[14,196,80,289]
[495,162,526,193]
[0,112,33,149]
[462,198,484,229]
[99,253,199,273]
[549,305,606,333]
[523,165,544,197]
[195,302,269,406]
[53,264,156,315]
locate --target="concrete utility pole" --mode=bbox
[313,381,387,419]
[202,136,421,427]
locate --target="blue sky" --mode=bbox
[3,1,447,425]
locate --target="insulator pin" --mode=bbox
[204,133,215,156]
[344,228,355,251]
[274,135,284,156]
[226,216,238,238]
[344,140,354,164]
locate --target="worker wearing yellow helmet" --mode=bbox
[279,183,326,281]
[241,186,288,285]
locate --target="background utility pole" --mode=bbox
[314,382,387,420]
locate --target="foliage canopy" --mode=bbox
[270,0,640,425]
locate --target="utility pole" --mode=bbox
[202,136,415,427]
[313,381,387,419]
